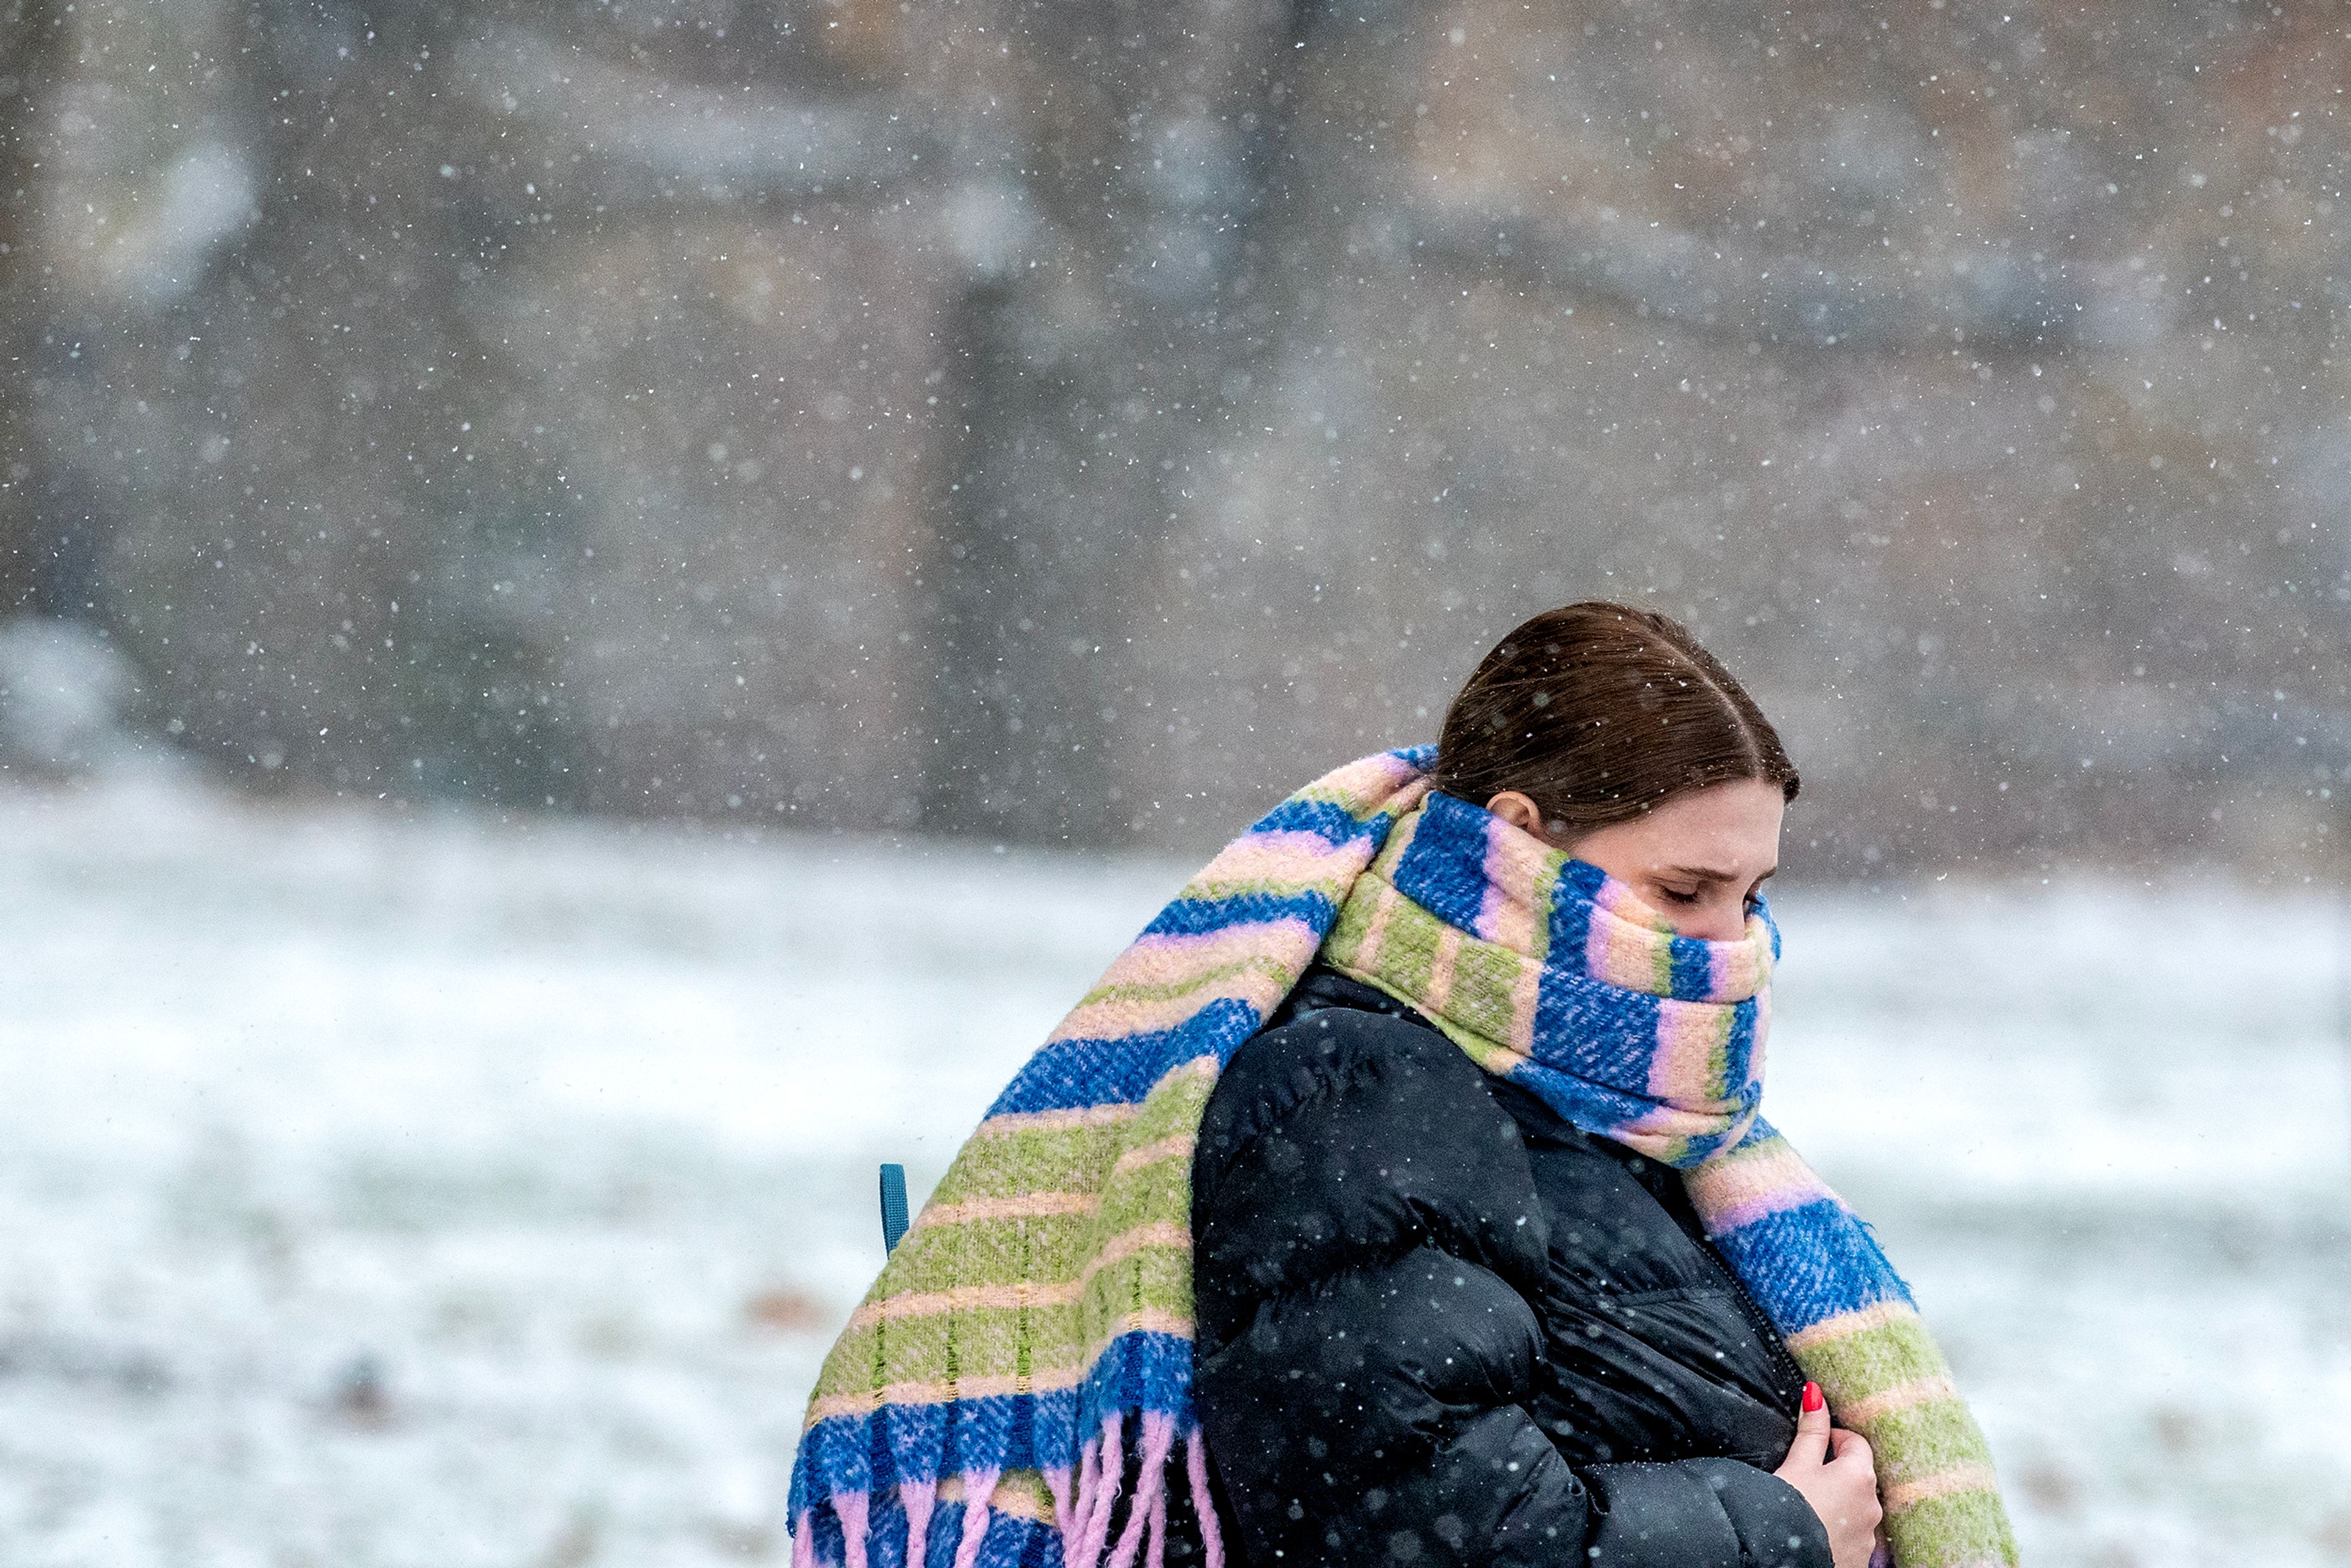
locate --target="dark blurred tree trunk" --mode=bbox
[0,0,58,613]
[918,0,1333,844]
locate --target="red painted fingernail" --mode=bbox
[1802,1381,1824,1413]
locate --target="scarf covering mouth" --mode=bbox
[789,748,2017,1568]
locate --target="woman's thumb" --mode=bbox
[1786,1380,1831,1464]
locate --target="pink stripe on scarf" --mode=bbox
[1505,949,1542,1055]
[1056,972,1305,1045]
[1708,910,1773,998]
[1646,997,1735,1107]
[1613,1102,1758,1165]
[1474,813,1550,953]
[1363,799,1427,881]
[1186,830,1377,889]
[1351,885,1402,972]
[1583,887,1670,995]
[1423,924,1464,1015]
[1054,925,1323,1042]
[1686,1139,1836,1236]
[1318,748,1431,804]
[1112,920,1321,969]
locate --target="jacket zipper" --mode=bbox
[1703,1234,1810,1406]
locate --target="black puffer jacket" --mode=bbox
[1190,968,1830,1568]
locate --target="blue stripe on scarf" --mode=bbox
[1020,1387,1081,1471]
[883,1402,948,1501]
[1668,934,1715,998]
[954,1393,1022,1477]
[1548,859,1607,960]
[1722,989,1761,1092]
[1503,1060,1677,1132]
[988,1001,1262,1114]
[1078,1329,1198,1431]
[798,1401,1029,1512]
[799,1403,875,1506]
[1142,891,1337,937]
[1708,1199,1915,1332]
[1389,793,1494,931]
[1251,797,1395,844]
[1528,974,1667,1090]
[794,1329,1199,1512]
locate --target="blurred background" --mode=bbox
[1,0,2347,1562]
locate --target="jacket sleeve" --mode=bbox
[1190,1010,1829,1568]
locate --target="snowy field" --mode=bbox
[3,776,2348,1567]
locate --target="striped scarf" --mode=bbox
[789,748,2017,1568]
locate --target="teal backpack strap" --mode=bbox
[878,1162,909,1254]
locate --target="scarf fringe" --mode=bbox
[1072,1412,1125,1568]
[1102,1414,1175,1568]
[796,1417,1224,1568]
[1184,1425,1223,1568]
[951,1469,999,1568]
[900,1482,937,1568]
[1044,1465,1076,1545]
[838,1491,871,1568]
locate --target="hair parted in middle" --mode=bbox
[1433,601,1799,839]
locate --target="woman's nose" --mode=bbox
[1687,904,1746,942]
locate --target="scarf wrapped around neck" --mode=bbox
[790,748,2017,1568]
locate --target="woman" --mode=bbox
[790,604,2015,1568]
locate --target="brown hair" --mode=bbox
[1434,602,1799,835]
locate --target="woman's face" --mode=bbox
[1486,779,1785,942]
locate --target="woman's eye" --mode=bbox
[1659,887,1699,904]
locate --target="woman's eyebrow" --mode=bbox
[1663,865,1777,883]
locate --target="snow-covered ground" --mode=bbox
[2,777,2347,1567]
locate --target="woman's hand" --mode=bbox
[1772,1381,1884,1568]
